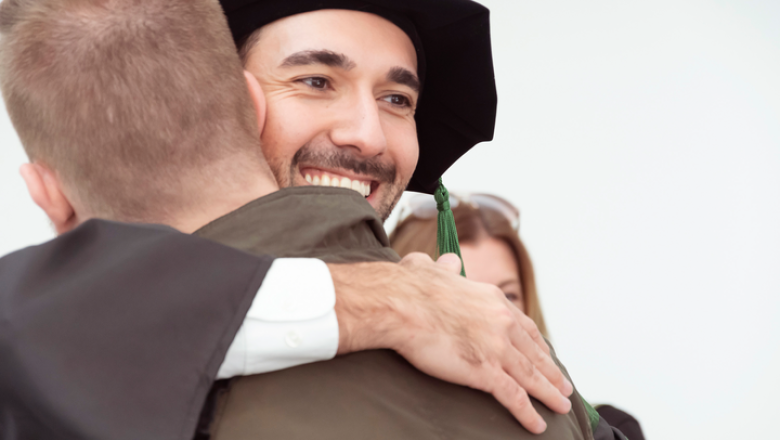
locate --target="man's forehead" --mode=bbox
[256,9,417,72]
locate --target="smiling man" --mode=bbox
[244,10,420,220]
[0,0,582,439]
[226,0,501,214]
[0,0,625,439]
[195,2,621,440]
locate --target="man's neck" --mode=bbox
[168,177,279,234]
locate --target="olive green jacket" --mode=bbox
[195,186,593,440]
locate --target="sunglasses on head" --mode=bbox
[399,193,520,231]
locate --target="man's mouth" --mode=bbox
[301,168,376,198]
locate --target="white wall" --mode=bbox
[0,107,54,251]
[1,1,778,439]
[390,1,780,438]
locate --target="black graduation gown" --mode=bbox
[0,188,627,440]
[0,220,273,440]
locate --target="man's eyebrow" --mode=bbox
[280,50,356,70]
[387,67,420,92]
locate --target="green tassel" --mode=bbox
[434,178,466,277]
[581,396,601,432]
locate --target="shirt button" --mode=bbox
[285,331,302,348]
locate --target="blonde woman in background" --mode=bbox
[391,194,547,337]
[390,193,645,440]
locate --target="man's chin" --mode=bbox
[374,187,406,223]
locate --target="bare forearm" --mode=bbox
[327,254,574,434]
[327,261,411,355]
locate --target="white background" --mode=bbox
[1,1,779,439]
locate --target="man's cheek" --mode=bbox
[259,138,285,171]
[258,132,294,186]
[260,116,301,169]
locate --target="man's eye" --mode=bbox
[382,94,412,108]
[300,77,330,90]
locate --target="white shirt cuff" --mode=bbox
[217,258,338,379]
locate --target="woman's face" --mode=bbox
[460,237,524,312]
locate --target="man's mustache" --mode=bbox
[291,146,397,184]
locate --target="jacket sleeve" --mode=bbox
[0,220,274,440]
[593,416,630,440]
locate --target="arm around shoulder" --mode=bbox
[327,253,575,435]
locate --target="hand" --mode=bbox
[329,254,574,434]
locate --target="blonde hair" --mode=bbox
[390,202,549,338]
[0,0,266,222]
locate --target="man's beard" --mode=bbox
[268,144,407,222]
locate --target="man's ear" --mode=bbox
[244,70,267,135]
[20,163,78,235]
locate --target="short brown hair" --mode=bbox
[390,202,549,338]
[0,0,263,221]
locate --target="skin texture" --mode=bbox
[331,253,573,434]
[461,237,525,312]
[243,10,419,221]
[17,9,572,434]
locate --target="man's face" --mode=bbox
[244,9,420,221]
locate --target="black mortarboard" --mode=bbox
[219,0,497,194]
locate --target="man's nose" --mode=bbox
[330,93,388,158]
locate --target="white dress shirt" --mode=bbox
[217,258,339,379]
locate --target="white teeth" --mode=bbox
[307,173,370,197]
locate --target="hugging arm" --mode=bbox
[327,253,574,434]
[221,252,574,434]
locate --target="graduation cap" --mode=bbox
[219,0,498,274]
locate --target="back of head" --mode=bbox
[0,0,265,222]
